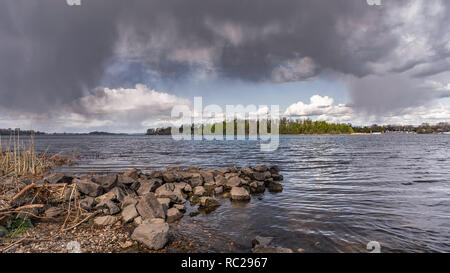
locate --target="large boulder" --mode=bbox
[131,222,169,250]
[189,173,204,187]
[166,207,183,223]
[95,187,125,204]
[94,174,118,191]
[214,175,227,186]
[117,174,136,187]
[136,193,166,220]
[155,183,186,204]
[122,205,139,223]
[137,179,161,196]
[226,176,242,189]
[200,171,215,184]
[230,187,250,201]
[75,178,103,197]
[162,172,182,183]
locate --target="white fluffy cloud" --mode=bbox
[0,84,191,133]
[284,95,351,117]
[285,94,450,126]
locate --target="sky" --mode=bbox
[0,0,449,133]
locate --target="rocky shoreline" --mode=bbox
[0,165,292,253]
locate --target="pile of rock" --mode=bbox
[1,165,284,251]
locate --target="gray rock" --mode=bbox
[157,198,171,212]
[95,200,121,215]
[75,178,103,197]
[44,207,65,218]
[131,222,169,250]
[121,195,138,208]
[123,168,141,180]
[241,168,254,177]
[224,173,238,180]
[137,179,161,196]
[162,172,182,183]
[214,175,227,186]
[117,174,136,187]
[80,196,96,210]
[200,171,215,184]
[193,186,206,196]
[198,196,221,209]
[94,215,118,226]
[136,193,166,220]
[250,181,266,193]
[253,172,266,181]
[94,174,117,191]
[155,183,186,204]
[95,187,125,204]
[251,236,273,247]
[230,187,250,201]
[122,205,139,223]
[268,181,283,193]
[166,207,183,223]
[189,173,204,187]
[226,176,242,188]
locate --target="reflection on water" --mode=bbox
[22,134,450,252]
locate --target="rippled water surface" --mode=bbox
[29,134,450,252]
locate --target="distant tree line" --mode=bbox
[0,128,46,136]
[146,119,355,135]
[351,122,450,134]
[147,120,450,135]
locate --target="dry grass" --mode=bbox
[0,132,74,178]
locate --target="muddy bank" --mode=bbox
[0,165,291,253]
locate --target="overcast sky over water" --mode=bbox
[1,0,449,133]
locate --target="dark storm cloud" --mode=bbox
[0,0,395,112]
[0,0,449,116]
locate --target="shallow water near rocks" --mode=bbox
[20,134,450,253]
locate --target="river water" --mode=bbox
[23,134,450,252]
